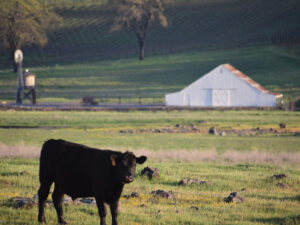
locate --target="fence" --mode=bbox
[82,96,165,106]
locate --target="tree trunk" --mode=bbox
[135,20,149,61]
[139,39,145,60]
[9,42,18,72]
[136,33,146,61]
[12,58,18,72]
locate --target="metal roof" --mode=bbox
[223,64,282,97]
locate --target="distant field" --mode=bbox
[1,45,300,103]
[0,0,299,102]
[0,110,299,155]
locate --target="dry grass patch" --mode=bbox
[134,149,300,166]
[1,143,300,166]
[0,143,40,158]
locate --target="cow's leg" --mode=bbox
[96,198,107,225]
[52,184,67,224]
[38,180,52,223]
[110,201,119,225]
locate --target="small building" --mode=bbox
[165,64,282,107]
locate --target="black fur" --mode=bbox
[38,139,147,225]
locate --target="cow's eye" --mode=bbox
[126,161,136,167]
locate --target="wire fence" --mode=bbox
[81,96,165,106]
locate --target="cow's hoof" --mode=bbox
[58,218,67,224]
[38,216,46,223]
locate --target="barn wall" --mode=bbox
[165,65,278,107]
[165,92,184,105]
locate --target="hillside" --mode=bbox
[0,46,299,102]
[0,0,299,67]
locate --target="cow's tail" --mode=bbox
[39,139,55,184]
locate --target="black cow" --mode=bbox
[38,139,147,225]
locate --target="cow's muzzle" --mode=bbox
[123,176,134,184]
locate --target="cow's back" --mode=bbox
[39,139,116,198]
[40,139,99,178]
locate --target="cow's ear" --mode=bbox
[136,156,147,164]
[111,154,118,166]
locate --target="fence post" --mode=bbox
[118,96,121,105]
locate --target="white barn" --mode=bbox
[165,64,282,107]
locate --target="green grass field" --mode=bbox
[0,110,300,151]
[1,159,300,225]
[0,0,300,103]
[1,45,300,103]
[0,110,300,224]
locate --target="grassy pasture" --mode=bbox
[0,0,300,102]
[1,45,300,103]
[1,159,300,225]
[0,110,300,224]
[0,110,300,153]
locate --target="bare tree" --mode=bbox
[0,0,62,71]
[112,0,170,60]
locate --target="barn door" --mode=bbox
[212,89,230,106]
[183,93,191,106]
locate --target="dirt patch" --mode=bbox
[224,192,244,203]
[276,183,290,188]
[152,190,175,199]
[123,192,139,199]
[141,167,160,180]
[8,197,36,208]
[178,178,207,186]
[272,174,287,179]
[118,124,296,135]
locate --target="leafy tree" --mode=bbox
[0,0,62,71]
[112,0,170,60]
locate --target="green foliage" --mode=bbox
[0,0,297,68]
[112,0,171,59]
[0,0,62,70]
[112,0,169,31]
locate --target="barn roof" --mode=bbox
[223,64,282,97]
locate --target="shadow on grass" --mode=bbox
[251,215,300,225]
[158,180,179,187]
[282,195,300,203]
[1,199,35,209]
[79,208,97,216]
[252,194,300,203]
[0,171,28,177]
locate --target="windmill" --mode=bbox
[14,49,36,104]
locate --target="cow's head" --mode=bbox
[111,152,147,184]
